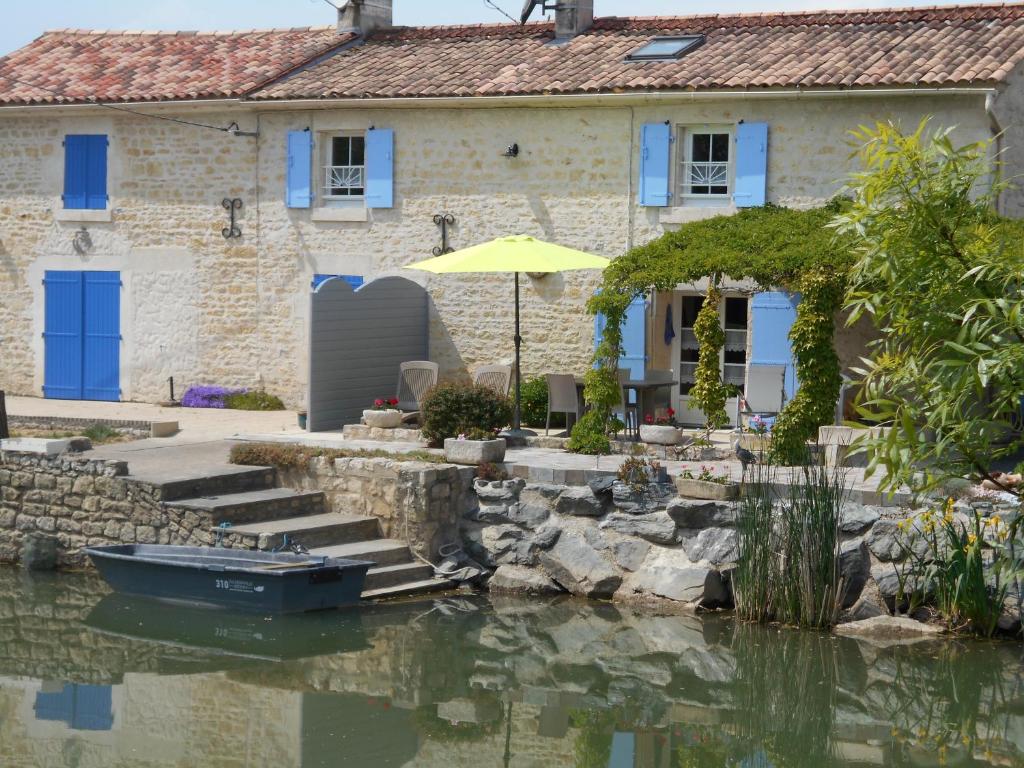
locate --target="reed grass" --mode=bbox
[735,459,848,629]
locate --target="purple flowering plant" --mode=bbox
[181,385,247,409]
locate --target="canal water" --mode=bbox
[0,569,1021,768]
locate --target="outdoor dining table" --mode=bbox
[573,375,679,437]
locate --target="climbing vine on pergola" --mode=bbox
[586,201,856,462]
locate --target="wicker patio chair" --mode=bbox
[396,361,439,423]
[472,365,512,397]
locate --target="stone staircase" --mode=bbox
[159,466,451,600]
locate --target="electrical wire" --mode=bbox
[483,0,521,25]
[0,71,245,134]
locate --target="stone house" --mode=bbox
[2,0,1024,424]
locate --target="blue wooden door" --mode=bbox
[43,270,120,402]
[43,271,84,400]
[83,272,121,401]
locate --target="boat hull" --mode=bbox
[85,545,372,614]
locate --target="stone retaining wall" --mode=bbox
[276,457,476,560]
[0,449,225,567]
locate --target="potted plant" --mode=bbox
[673,466,740,501]
[737,413,772,452]
[444,428,507,465]
[639,408,681,445]
[363,397,402,429]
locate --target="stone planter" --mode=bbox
[362,409,403,429]
[674,476,740,501]
[737,433,771,453]
[444,437,506,465]
[639,424,681,445]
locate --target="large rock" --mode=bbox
[840,504,881,535]
[870,562,930,609]
[539,532,622,598]
[834,615,944,643]
[839,537,871,609]
[507,503,550,529]
[667,499,736,529]
[488,565,562,595]
[629,563,729,607]
[613,540,651,572]
[866,518,930,562]
[611,481,674,513]
[555,487,606,517]
[600,512,678,545]
[474,478,525,503]
[683,528,739,566]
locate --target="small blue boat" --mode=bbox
[85,544,372,614]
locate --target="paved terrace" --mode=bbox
[5,396,908,504]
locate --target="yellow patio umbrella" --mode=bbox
[406,235,610,433]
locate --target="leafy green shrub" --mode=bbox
[519,376,563,428]
[689,283,730,433]
[225,390,286,411]
[566,411,612,455]
[230,442,444,469]
[419,382,512,444]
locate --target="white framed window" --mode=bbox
[678,126,733,201]
[321,134,365,207]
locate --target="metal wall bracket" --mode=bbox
[432,213,455,256]
[222,198,242,239]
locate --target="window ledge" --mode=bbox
[659,204,735,225]
[54,208,113,223]
[311,206,368,223]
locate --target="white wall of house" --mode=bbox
[0,89,1009,407]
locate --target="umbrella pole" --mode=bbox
[513,271,522,432]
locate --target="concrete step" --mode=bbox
[310,539,412,568]
[363,562,435,591]
[223,512,380,551]
[169,488,327,526]
[155,466,277,502]
[362,578,454,601]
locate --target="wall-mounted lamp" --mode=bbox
[503,143,520,159]
[72,227,93,256]
[226,121,260,138]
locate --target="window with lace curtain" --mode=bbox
[678,294,748,395]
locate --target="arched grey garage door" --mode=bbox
[307,276,429,432]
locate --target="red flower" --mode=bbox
[645,414,654,424]
[667,407,676,417]
[374,399,385,407]
[388,398,399,406]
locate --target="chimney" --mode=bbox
[337,0,393,35]
[555,0,593,39]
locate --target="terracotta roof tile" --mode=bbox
[2,5,1024,106]
[0,26,351,104]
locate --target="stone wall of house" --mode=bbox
[0,94,1000,408]
[0,449,224,567]
[276,456,476,560]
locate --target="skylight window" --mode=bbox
[626,35,704,62]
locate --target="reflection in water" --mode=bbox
[0,569,1022,767]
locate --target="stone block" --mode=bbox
[612,539,650,572]
[489,565,562,595]
[630,563,729,606]
[840,504,881,534]
[0,438,71,456]
[150,421,179,438]
[839,537,871,609]
[443,438,506,465]
[683,528,739,565]
[554,487,605,517]
[673,477,739,501]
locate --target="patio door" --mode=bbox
[671,291,748,427]
[43,270,121,401]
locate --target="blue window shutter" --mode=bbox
[63,136,89,209]
[750,291,799,400]
[85,135,108,209]
[64,135,107,210]
[43,271,84,400]
[619,296,647,379]
[82,271,121,402]
[638,123,672,207]
[35,684,75,724]
[734,122,768,208]
[365,128,394,209]
[70,685,114,731]
[286,130,313,208]
[312,274,364,290]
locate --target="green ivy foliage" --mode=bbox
[587,201,857,460]
[689,282,730,432]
